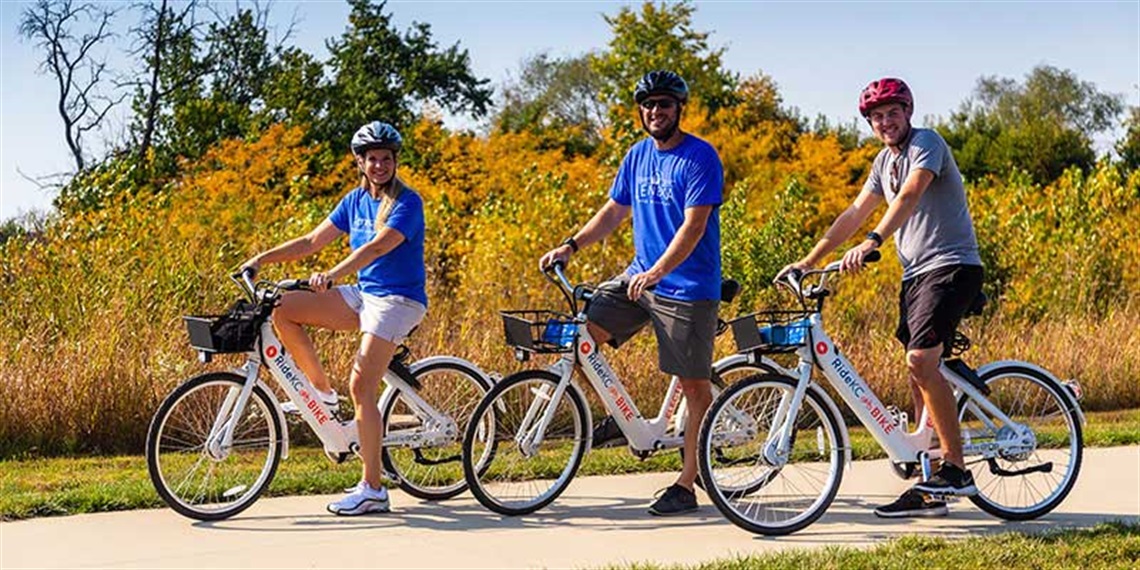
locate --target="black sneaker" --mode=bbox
[591,415,627,448]
[648,484,698,516]
[912,462,978,496]
[873,489,949,518]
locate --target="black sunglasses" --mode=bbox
[640,98,677,111]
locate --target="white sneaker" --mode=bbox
[327,481,390,516]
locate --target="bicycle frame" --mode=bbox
[531,323,693,453]
[763,313,1039,474]
[204,318,455,463]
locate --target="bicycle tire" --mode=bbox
[462,369,590,516]
[146,371,282,521]
[380,360,492,500]
[959,364,1083,520]
[698,373,845,535]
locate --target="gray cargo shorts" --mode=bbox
[585,274,718,379]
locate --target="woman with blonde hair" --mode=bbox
[241,120,427,515]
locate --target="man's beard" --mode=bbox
[641,114,679,143]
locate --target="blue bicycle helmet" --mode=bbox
[634,70,689,104]
[351,121,403,156]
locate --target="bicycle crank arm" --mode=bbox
[987,458,1053,477]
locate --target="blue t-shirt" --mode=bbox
[610,135,723,301]
[328,185,427,306]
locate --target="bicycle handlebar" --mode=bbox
[779,249,882,308]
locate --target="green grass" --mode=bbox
[604,522,1140,570]
[1,409,1136,521]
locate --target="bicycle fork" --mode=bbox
[515,360,574,457]
[206,361,262,461]
[761,361,818,468]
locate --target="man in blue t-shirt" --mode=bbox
[540,70,724,516]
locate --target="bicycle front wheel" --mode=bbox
[462,369,589,516]
[381,360,492,500]
[959,364,1083,520]
[699,373,844,535]
[146,371,282,521]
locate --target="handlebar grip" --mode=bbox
[864,249,882,263]
[278,278,330,292]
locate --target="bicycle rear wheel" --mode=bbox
[462,369,589,516]
[381,360,492,500]
[146,371,282,521]
[699,373,844,535]
[959,364,1083,520]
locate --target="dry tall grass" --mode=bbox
[1,122,1136,458]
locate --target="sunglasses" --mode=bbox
[639,98,677,111]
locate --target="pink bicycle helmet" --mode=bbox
[858,78,913,117]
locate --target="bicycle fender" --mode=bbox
[710,357,852,469]
[975,360,1086,426]
[408,355,494,385]
[712,353,792,376]
[229,366,291,460]
[807,383,852,469]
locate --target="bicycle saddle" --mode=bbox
[721,279,741,303]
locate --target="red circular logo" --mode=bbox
[266,345,278,358]
[815,342,828,355]
[581,342,592,355]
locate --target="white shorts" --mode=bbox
[337,285,426,344]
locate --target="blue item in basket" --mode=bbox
[758,319,809,347]
[541,320,577,347]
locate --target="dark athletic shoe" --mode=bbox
[912,462,978,496]
[648,484,698,516]
[873,489,949,518]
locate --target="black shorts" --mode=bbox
[896,264,984,355]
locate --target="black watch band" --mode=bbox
[561,237,580,253]
[866,231,883,247]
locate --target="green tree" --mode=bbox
[19,0,122,173]
[1117,106,1140,174]
[590,1,737,112]
[938,65,1124,185]
[494,52,607,155]
[320,0,492,148]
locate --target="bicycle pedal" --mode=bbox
[281,401,301,414]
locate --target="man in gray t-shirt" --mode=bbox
[777,77,984,518]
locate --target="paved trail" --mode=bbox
[2,447,1137,569]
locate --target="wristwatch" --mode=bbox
[866,231,883,248]
[561,237,580,253]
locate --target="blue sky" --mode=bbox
[2,0,1137,220]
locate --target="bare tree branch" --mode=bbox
[19,0,120,173]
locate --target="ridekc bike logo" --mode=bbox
[815,341,828,355]
[580,342,592,355]
[266,345,278,358]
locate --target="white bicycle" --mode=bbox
[146,271,494,520]
[699,251,1085,535]
[461,262,777,516]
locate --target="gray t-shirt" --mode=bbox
[863,127,982,280]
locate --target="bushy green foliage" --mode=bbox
[937,65,1125,185]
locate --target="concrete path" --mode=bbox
[2,446,1137,569]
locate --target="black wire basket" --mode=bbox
[728,310,813,354]
[500,310,578,354]
[183,300,267,353]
